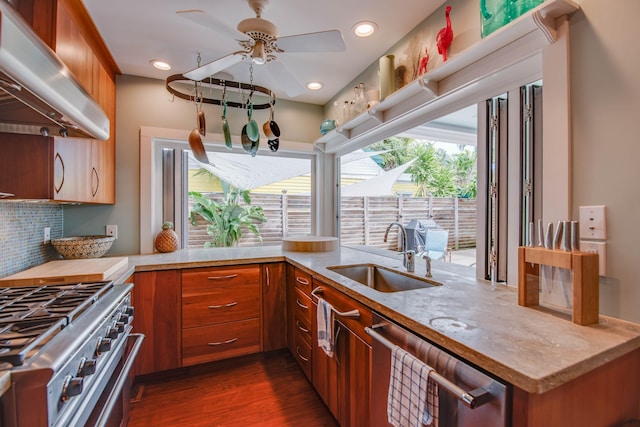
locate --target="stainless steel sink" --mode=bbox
[326,263,441,293]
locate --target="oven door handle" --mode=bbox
[94,333,145,427]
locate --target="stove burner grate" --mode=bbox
[0,281,114,366]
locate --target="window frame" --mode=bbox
[139,127,318,254]
[328,19,571,286]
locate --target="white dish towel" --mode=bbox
[316,297,335,357]
[387,345,439,427]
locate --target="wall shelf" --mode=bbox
[314,0,580,154]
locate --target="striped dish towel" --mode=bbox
[316,298,334,357]
[387,345,439,427]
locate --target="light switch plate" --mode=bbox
[580,240,606,276]
[579,205,606,240]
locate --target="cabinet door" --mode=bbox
[344,332,372,427]
[262,262,287,351]
[90,62,116,204]
[131,270,181,377]
[53,138,92,202]
[0,133,53,199]
[312,314,342,421]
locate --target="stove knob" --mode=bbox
[123,306,134,317]
[61,376,83,402]
[95,337,112,355]
[117,313,131,324]
[105,325,119,339]
[115,321,126,333]
[78,357,97,377]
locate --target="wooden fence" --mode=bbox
[188,193,476,250]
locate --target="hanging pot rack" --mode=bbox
[165,74,275,110]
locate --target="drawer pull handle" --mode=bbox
[208,338,238,346]
[207,274,239,280]
[295,277,309,286]
[296,299,308,310]
[208,301,238,309]
[296,321,309,334]
[296,346,309,362]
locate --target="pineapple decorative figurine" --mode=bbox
[154,221,179,253]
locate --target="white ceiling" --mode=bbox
[82,0,448,105]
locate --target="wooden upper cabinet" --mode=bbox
[7,0,119,204]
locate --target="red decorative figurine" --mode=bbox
[418,47,429,75]
[437,5,453,62]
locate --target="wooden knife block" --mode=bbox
[518,247,599,325]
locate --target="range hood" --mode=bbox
[0,2,109,140]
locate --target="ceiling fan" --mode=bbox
[179,0,346,96]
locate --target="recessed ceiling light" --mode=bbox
[353,21,377,38]
[307,82,323,90]
[150,59,171,71]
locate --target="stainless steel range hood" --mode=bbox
[0,2,110,140]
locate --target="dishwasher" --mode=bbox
[367,313,510,427]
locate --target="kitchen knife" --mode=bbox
[537,219,544,248]
[542,222,553,293]
[557,221,572,308]
[571,221,580,251]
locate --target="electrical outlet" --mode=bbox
[580,240,606,276]
[43,227,51,244]
[579,205,606,240]
[106,225,118,239]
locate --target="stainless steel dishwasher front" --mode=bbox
[369,313,510,427]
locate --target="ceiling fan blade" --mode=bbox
[277,30,346,53]
[184,53,244,81]
[266,60,306,97]
[176,10,250,42]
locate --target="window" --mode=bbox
[139,127,316,253]
[338,107,478,272]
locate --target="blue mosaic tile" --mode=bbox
[0,202,63,278]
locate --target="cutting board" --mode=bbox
[282,236,338,252]
[0,257,129,287]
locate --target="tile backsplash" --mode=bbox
[0,202,62,278]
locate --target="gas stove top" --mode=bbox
[0,281,114,367]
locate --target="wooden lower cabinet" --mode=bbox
[292,275,372,427]
[288,265,314,381]
[262,262,287,351]
[512,347,640,426]
[181,265,262,367]
[131,270,181,377]
[182,318,261,366]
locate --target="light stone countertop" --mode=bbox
[112,245,640,395]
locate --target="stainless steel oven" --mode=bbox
[367,313,509,427]
[0,281,143,427]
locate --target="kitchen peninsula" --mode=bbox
[113,245,640,427]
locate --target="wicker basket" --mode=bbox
[51,236,115,259]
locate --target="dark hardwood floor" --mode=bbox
[128,350,338,427]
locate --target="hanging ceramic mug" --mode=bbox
[263,93,281,140]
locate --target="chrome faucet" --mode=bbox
[384,222,415,272]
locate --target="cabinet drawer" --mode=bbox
[182,265,260,291]
[293,287,312,324]
[182,318,260,366]
[311,279,373,345]
[182,282,260,328]
[294,312,312,347]
[293,331,312,381]
[292,267,312,296]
